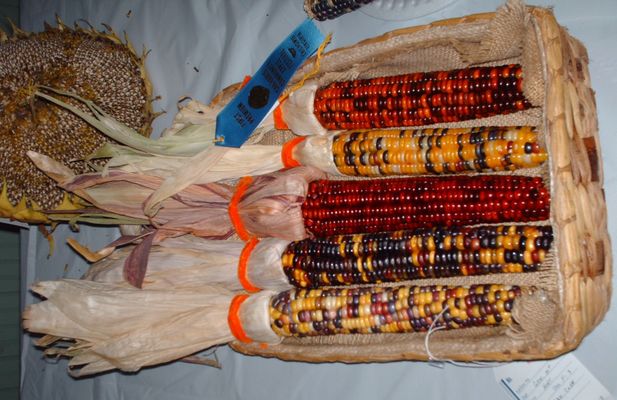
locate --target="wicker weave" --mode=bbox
[221,1,611,362]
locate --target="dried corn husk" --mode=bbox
[23,280,278,376]
[30,152,323,241]
[34,88,297,214]
[84,236,291,292]
[278,81,329,136]
[30,151,325,288]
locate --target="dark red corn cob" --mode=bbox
[301,175,550,237]
[314,64,531,130]
[282,225,553,288]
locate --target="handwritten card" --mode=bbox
[493,353,614,400]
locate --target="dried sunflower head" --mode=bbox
[0,20,153,222]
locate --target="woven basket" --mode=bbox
[222,1,611,362]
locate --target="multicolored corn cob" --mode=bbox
[282,225,553,288]
[270,284,522,337]
[314,64,530,130]
[308,0,375,21]
[302,175,550,237]
[331,126,547,176]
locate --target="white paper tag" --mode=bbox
[493,353,614,400]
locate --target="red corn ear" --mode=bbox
[302,175,550,236]
[313,64,530,130]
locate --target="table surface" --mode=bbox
[17,1,617,399]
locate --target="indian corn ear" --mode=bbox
[283,225,553,288]
[302,174,550,236]
[314,64,530,130]
[331,126,547,176]
[270,284,522,337]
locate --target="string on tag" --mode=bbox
[424,305,503,369]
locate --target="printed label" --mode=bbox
[215,19,325,147]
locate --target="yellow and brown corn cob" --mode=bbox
[270,284,522,337]
[282,225,553,288]
[331,126,547,176]
[314,64,530,130]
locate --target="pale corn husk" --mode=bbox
[29,152,324,287]
[138,145,280,217]
[34,87,286,214]
[60,132,341,218]
[84,236,292,292]
[28,151,234,238]
[33,86,343,217]
[28,151,316,288]
[23,280,277,376]
[30,151,323,241]
[278,81,329,136]
[114,134,343,216]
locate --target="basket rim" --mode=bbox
[226,4,611,362]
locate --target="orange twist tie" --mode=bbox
[281,136,306,168]
[238,238,261,293]
[228,294,253,343]
[273,104,289,130]
[228,176,253,241]
[240,75,252,88]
